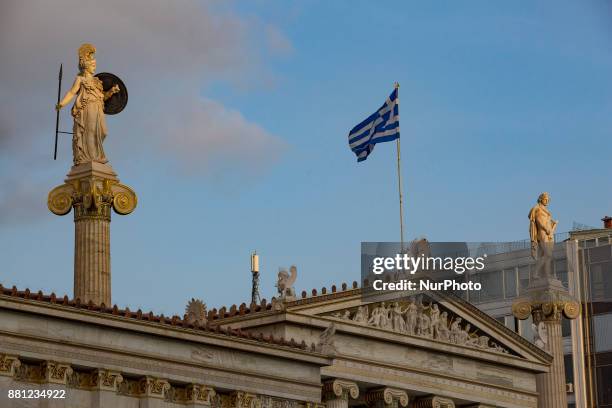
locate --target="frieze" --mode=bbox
[326,295,509,354]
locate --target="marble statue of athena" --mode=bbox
[55,43,120,165]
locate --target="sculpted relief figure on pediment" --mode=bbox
[328,295,509,354]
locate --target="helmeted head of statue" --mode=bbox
[78,43,96,74]
[537,192,550,205]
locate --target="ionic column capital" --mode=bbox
[323,379,359,401]
[0,354,21,377]
[43,361,73,385]
[512,299,580,323]
[221,391,262,408]
[185,384,216,406]
[413,395,455,408]
[365,387,409,408]
[137,376,171,399]
[48,163,137,220]
[91,369,123,391]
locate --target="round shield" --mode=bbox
[95,72,128,115]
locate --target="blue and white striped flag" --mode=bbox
[348,88,400,162]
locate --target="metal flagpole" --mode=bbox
[394,82,405,252]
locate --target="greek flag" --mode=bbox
[348,88,400,162]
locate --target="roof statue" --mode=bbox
[55,43,127,165]
[185,298,208,327]
[528,192,557,279]
[276,265,297,301]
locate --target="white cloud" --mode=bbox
[0,0,290,223]
[158,96,286,177]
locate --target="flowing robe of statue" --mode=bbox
[56,43,119,166]
[71,75,108,164]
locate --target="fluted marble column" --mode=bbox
[534,311,569,407]
[322,379,359,408]
[48,162,136,306]
[73,194,112,305]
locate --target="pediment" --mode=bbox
[286,290,551,365]
[321,294,513,355]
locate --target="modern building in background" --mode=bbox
[571,223,612,408]
[461,219,612,408]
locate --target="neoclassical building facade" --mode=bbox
[0,282,552,408]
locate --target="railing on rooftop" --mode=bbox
[472,232,570,257]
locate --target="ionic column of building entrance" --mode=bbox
[322,379,359,408]
[412,395,455,408]
[365,388,409,408]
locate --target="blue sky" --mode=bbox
[0,1,611,315]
